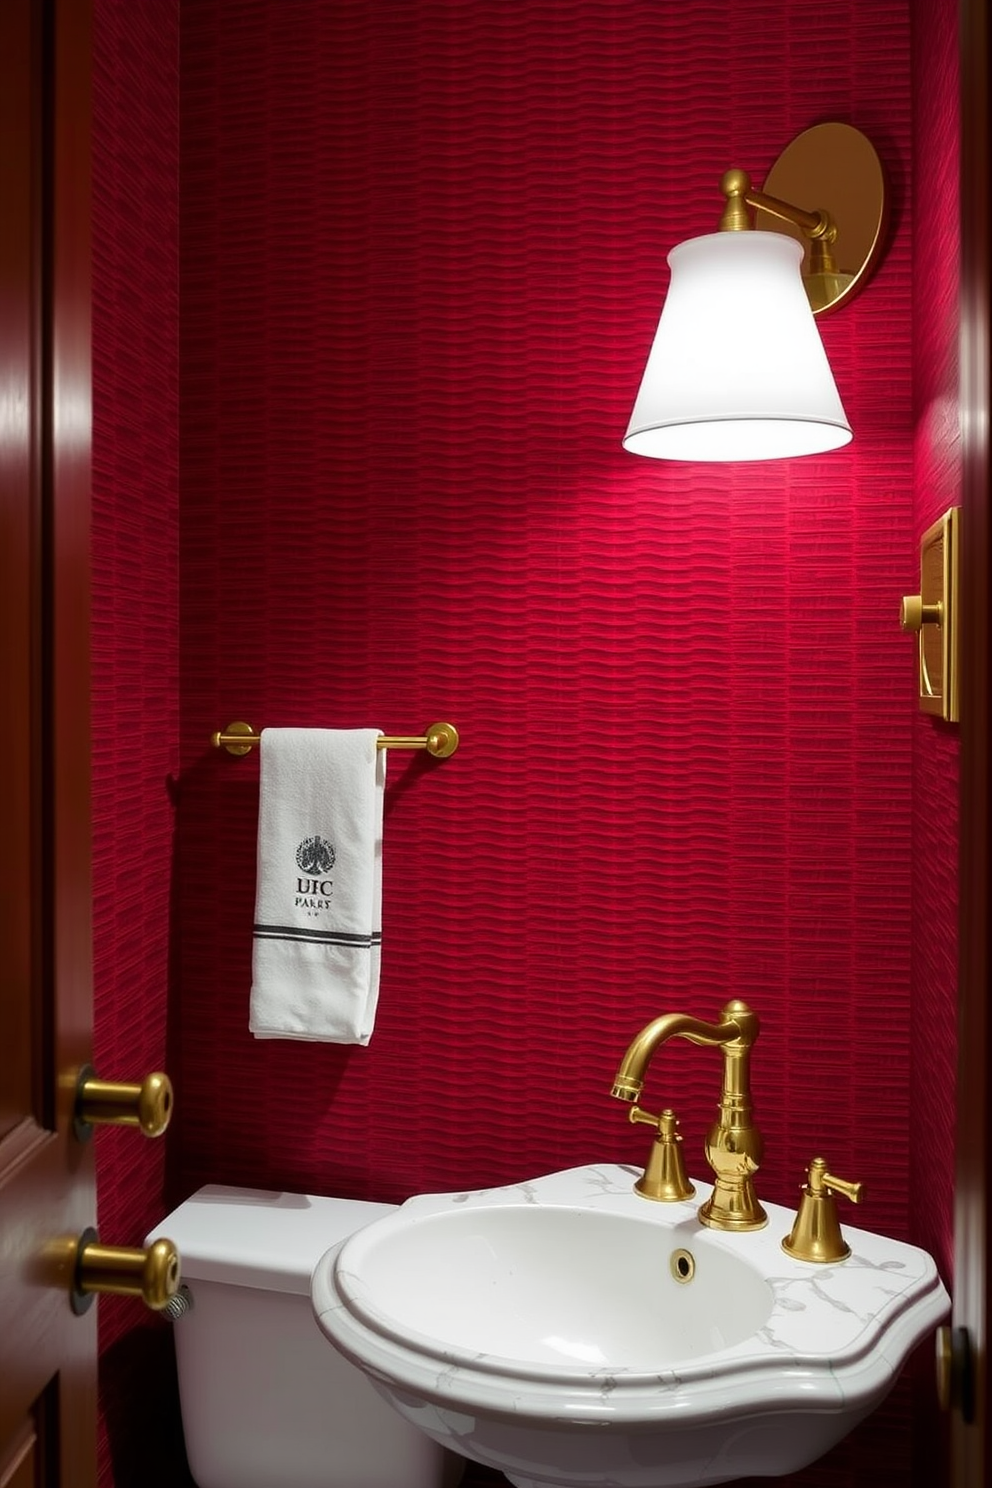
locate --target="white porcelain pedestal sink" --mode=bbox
[311,1165,949,1488]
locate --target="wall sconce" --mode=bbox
[623,123,887,462]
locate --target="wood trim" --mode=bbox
[49,0,96,1476]
[0,0,95,1480]
[954,0,990,1481]
[0,0,39,1141]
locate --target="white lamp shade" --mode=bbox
[623,231,852,461]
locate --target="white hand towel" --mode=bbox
[249,728,385,1043]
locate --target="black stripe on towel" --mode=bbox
[254,923,382,948]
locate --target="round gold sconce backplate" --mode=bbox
[755,123,887,316]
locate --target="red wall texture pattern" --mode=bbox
[86,1,960,1485]
[176,4,926,1485]
[910,0,961,1286]
[91,2,179,1480]
[904,1,961,1478]
[178,0,916,1208]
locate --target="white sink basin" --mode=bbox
[312,1164,949,1488]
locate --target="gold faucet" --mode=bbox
[782,1157,864,1262]
[611,999,767,1232]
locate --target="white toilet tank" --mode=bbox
[149,1185,463,1488]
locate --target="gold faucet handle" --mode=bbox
[782,1156,864,1263]
[627,1106,695,1203]
[819,1167,864,1206]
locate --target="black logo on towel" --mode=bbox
[296,836,336,875]
[295,836,336,918]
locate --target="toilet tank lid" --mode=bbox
[146,1185,396,1296]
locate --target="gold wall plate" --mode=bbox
[755,123,887,316]
[900,508,960,723]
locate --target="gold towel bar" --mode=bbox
[211,721,459,759]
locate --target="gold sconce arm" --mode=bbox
[720,168,833,242]
[710,124,887,317]
[719,168,842,291]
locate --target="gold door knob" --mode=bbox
[72,1230,180,1313]
[74,1064,173,1138]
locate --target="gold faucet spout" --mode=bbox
[610,1006,750,1102]
[610,999,766,1232]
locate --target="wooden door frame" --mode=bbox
[954,0,990,1481]
[0,0,94,1480]
[49,0,96,1471]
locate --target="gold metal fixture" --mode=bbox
[900,507,960,723]
[611,1000,766,1231]
[935,1325,975,1421]
[212,721,460,759]
[669,1249,696,1285]
[723,123,887,315]
[71,1230,181,1313]
[627,1106,695,1201]
[73,1065,173,1140]
[781,1157,863,1263]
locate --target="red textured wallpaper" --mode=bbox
[178,1,917,1198]
[175,4,924,1485]
[179,0,916,1198]
[86,0,960,1485]
[910,0,960,1286]
[91,1,180,1482]
[904,3,961,1479]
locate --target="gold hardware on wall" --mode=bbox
[781,1156,863,1263]
[73,1065,174,1140]
[212,721,460,759]
[751,122,888,316]
[900,507,960,723]
[935,1325,975,1421]
[70,1230,181,1314]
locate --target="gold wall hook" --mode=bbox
[73,1065,173,1140]
[212,721,460,758]
[718,126,886,314]
[782,1156,864,1263]
[71,1230,181,1313]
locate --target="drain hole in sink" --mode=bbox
[670,1248,695,1284]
